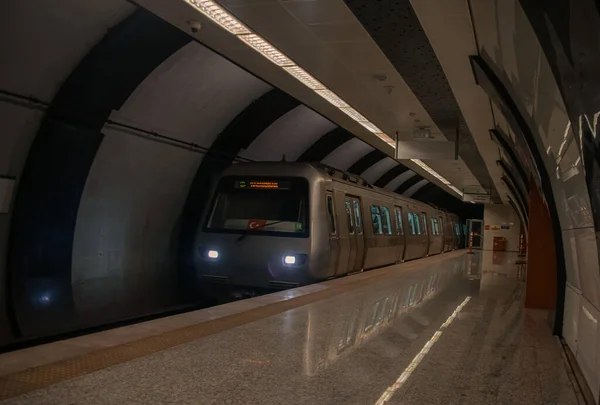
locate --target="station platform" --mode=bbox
[0,251,584,404]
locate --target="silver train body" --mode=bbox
[195,162,464,290]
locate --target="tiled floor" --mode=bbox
[0,251,583,404]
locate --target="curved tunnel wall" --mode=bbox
[71,41,271,321]
[0,0,136,344]
[7,8,192,337]
[1,1,473,344]
[470,0,600,397]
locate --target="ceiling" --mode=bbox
[135,0,504,201]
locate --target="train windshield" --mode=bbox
[206,177,309,237]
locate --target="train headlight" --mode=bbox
[207,250,219,259]
[282,254,307,266]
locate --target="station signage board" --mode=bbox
[462,193,491,204]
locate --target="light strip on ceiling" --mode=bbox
[411,159,463,197]
[238,34,295,67]
[185,0,463,198]
[448,185,463,196]
[187,0,250,35]
[339,107,368,122]
[374,296,471,405]
[359,121,382,134]
[375,133,395,146]
[315,89,349,108]
[283,66,325,90]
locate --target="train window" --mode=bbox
[455,223,460,236]
[430,218,437,235]
[380,206,392,235]
[370,205,383,235]
[415,214,422,234]
[327,195,336,235]
[353,201,363,234]
[407,213,416,235]
[207,176,308,236]
[394,207,404,235]
[421,214,428,235]
[438,217,444,235]
[345,199,354,234]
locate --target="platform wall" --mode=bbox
[482,204,521,252]
[470,0,600,400]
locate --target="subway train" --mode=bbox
[195,162,464,292]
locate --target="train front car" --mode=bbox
[195,163,328,293]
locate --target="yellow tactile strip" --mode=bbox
[0,250,465,400]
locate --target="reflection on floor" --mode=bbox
[0,251,583,404]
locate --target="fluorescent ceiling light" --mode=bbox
[283,66,325,89]
[340,107,368,122]
[238,34,294,66]
[315,89,349,108]
[375,133,394,145]
[187,0,464,199]
[359,121,382,134]
[411,159,464,197]
[186,0,250,35]
[448,185,463,197]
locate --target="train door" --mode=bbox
[450,219,457,249]
[438,216,445,252]
[343,197,358,273]
[394,205,406,262]
[326,193,340,277]
[421,212,431,256]
[350,197,365,271]
[334,190,351,276]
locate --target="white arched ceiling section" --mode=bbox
[404,179,430,197]
[0,0,133,193]
[111,42,271,148]
[360,157,398,184]
[384,170,417,191]
[72,41,270,315]
[321,138,375,171]
[0,0,134,341]
[241,105,337,162]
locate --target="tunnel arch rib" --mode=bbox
[6,9,192,337]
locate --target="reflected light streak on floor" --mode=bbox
[374,296,472,405]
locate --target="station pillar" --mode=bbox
[525,181,557,309]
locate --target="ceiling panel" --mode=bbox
[404,179,430,197]
[308,21,369,43]
[361,158,398,183]
[321,137,374,169]
[385,170,416,191]
[282,0,357,25]
[226,2,298,27]
[241,105,336,161]
[137,0,480,197]
[250,23,320,47]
